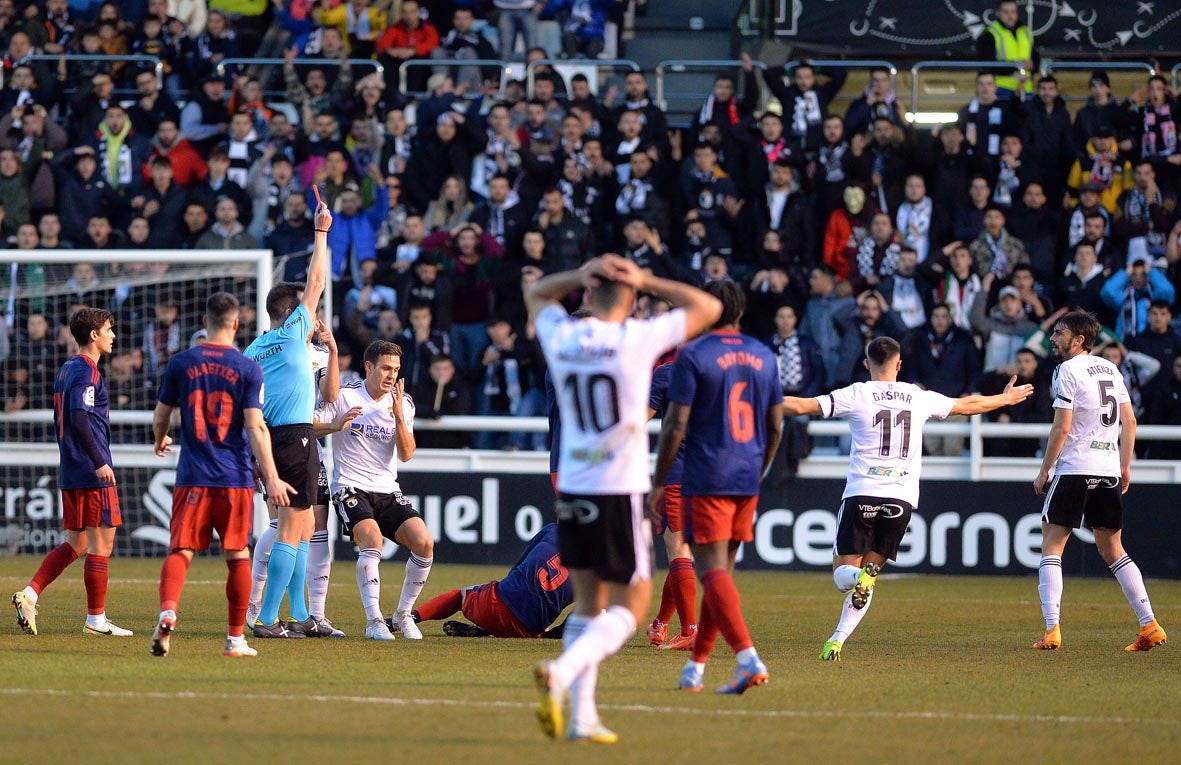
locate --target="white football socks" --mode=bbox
[833,565,860,593]
[1038,555,1063,629]
[1110,555,1155,627]
[552,605,636,690]
[356,548,383,621]
[249,519,278,608]
[562,613,599,732]
[307,529,332,619]
[397,553,432,615]
[831,590,874,643]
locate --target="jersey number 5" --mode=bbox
[1097,380,1117,427]
[872,409,912,458]
[537,553,569,591]
[188,390,234,443]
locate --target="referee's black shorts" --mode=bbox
[269,424,318,509]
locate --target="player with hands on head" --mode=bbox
[528,252,721,743]
[782,336,1033,661]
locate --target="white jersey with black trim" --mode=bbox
[535,304,687,495]
[316,380,415,495]
[310,342,330,459]
[1050,353,1129,477]
[817,380,955,506]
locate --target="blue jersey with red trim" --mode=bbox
[668,330,781,496]
[54,355,112,490]
[648,363,685,486]
[157,345,264,488]
[496,524,573,635]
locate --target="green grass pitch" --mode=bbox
[1,557,1177,764]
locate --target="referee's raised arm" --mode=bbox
[302,201,334,316]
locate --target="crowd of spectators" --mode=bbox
[3,0,1181,458]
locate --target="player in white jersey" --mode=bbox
[528,254,721,744]
[783,336,1033,661]
[315,340,434,642]
[247,320,344,637]
[1032,310,1167,652]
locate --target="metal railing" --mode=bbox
[910,60,1026,116]
[399,58,511,98]
[654,59,768,114]
[6,53,164,91]
[217,57,383,86]
[524,57,640,98]
[1043,60,1155,107]
[5,411,1181,483]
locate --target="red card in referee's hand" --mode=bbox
[312,184,323,208]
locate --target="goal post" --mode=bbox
[0,248,273,557]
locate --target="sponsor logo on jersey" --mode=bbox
[858,502,905,520]
[570,446,613,465]
[83,385,95,407]
[867,466,903,478]
[554,498,600,524]
[349,421,396,441]
[1088,440,1116,451]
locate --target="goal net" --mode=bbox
[0,249,273,557]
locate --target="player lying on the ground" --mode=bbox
[399,523,573,638]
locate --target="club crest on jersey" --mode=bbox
[83,385,95,406]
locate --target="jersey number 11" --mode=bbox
[872,409,912,458]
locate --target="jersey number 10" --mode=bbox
[872,409,912,458]
[562,373,621,433]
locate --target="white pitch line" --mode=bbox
[0,687,1172,727]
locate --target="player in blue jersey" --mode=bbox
[244,199,335,639]
[645,361,697,651]
[13,308,133,637]
[650,280,784,694]
[150,293,296,657]
[406,524,573,638]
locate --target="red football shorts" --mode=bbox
[169,486,255,552]
[660,483,684,534]
[62,486,122,531]
[685,495,758,544]
[462,581,534,638]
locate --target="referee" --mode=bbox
[245,199,334,638]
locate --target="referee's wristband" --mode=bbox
[315,229,329,233]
